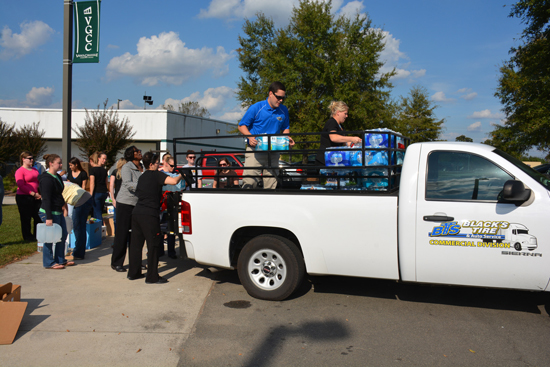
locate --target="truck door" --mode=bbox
[415,149,549,291]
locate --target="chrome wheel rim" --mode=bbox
[247,249,287,291]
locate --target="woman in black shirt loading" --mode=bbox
[127,152,182,284]
[89,152,109,220]
[315,101,362,165]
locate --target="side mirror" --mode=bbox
[501,180,531,205]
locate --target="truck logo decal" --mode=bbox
[428,220,539,254]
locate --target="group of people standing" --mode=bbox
[110,147,183,284]
[14,147,185,282]
[14,150,116,269]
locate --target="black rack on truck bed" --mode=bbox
[172,130,410,193]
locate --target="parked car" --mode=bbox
[196,152,245,187]
[278,160,305,181]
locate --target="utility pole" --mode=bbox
[117,99,122,110]
[62,0,73,163]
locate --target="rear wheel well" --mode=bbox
[229,227,302,268]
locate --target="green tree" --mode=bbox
[493,0,550,158]
[236,0,394,143]
[455,135,473,142]
[394,86,444,143]
[15,122,47,160]
[0,119,17,165]
[161,101,211,118]
[74,100,136,167]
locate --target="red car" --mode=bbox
[196,152,246,185]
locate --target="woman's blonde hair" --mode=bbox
[115,158,126,180]
[328,101,349,116]
[89,152,99,165]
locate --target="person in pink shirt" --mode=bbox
[15,151,43,241]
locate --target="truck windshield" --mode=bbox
[493,149,550,191]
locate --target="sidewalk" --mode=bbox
[2,194,16,205]
[0,236,214,367]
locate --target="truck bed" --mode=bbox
[182,192,400,280]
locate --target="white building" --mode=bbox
[0,107,243,167]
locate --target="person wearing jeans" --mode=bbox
[89,152,109,220]
[38,154,72,269]
[38,211,68,268]
[62,182,93,260]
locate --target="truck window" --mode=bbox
[426,151,513,201]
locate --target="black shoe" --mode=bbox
[111,265,127,272]
[127,274,145,280]
[168,255,178,259]
[141,264,147,270]
[146,276,168,284]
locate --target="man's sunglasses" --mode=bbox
[187,156,196,159]
[273,93,286,101]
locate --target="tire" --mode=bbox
[237,234,305,301]
[514,242,522,251]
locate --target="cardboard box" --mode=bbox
[68,220,102,249]
[103,215,114,237]
[0,283,28,345]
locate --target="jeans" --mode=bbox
[72,197,93,259]
[91,192,108,220]
[39,212,68,268]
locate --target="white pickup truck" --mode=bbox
[176,140,550,301]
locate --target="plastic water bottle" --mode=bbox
[255,135,268,151]
[368,134,384,148]
[36,223,62,243]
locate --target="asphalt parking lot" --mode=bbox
[2,232,550,367]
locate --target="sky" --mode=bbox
[0,0,528,147]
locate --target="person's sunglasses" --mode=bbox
[187,156,196,159]
[25,157,34,160]
[219,163,228,167]
[273,93,286,101]
[169,164,175,168]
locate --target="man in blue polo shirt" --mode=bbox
[238,81,295,189]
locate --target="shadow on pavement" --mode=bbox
[310,275,550,314]
[243,319,349,367]
[15,298,49,341]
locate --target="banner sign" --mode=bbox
[73,0,101,63]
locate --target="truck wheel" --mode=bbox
[237,234,305,301]
[514,242,522,251]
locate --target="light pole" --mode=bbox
[117,99,122,109]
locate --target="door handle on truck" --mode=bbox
[423,215,454,222]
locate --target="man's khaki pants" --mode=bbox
[241,146,280,189]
